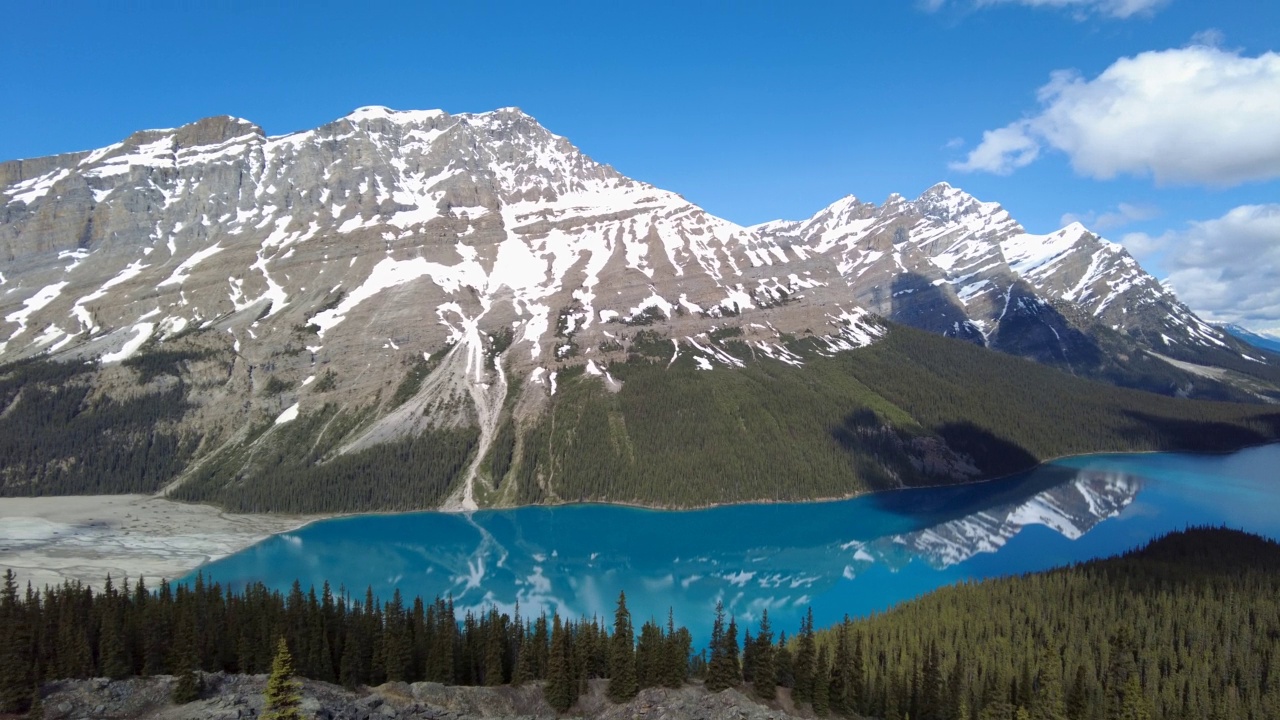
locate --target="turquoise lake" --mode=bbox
[187,444,1280,644]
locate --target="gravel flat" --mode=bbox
[0,494,322,589]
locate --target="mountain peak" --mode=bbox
[342,106,448,124]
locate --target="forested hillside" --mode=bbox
[3,322,1279,511]
[3,528,1277,718]
[505,325,1280,507]
[822,526,1280,719]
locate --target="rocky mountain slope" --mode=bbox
[1,106,1276,509]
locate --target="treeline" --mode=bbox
[4,528,1280,718]
[506,324,1280,506]
[0,572,692,715]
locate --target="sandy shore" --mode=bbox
[0,495,324,590]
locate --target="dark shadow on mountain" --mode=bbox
[1121,410,1280,452]
[991,283,1103,370]
[934,421,1039,478]
[889,273,984,346]
[830,408,923,492]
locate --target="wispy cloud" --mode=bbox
[1060,203,1159,231]
[924,0,1167,19]
[1121,205,1280,335]
[951,45,1280,186]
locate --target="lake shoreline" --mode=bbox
[0,494,324,590]
[3,440,1277,589]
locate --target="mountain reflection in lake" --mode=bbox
[186,445,1280,645]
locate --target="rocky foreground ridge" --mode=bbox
[1,106,1277,508]
[34,675,804,720]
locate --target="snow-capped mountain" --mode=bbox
[752,182,1242,368]
[1223,324,1280,355]
[0,107,1268,506]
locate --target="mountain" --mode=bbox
[1224,324,1280,354]
[2,107,1278,510]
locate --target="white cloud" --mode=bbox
[1189,28,1225,48]
[925,0,1166,19]
[1123,205,1280,335]
[950,124,1038,175]
[951,46,1280,186]
[1061,202,1158,231]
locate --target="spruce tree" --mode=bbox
[544,615,573,712]
[635,620,663,689]
[813,645,831,717]
[753,610,776,701]
[724,617,742,685]
[484,609,505,687]
[662,610,690,689]
[262,638,304,720]
[531,614,550,681]
[511,630,530,687]
[828,621,850,716]
[774,632,794,689]
[1030,648,1067,720]
[0,569,33,714]
[920,641,942,720]
[793,609,816,706]
[98,600,130,679]
[705,602,738,692]
[170,620,201,704]
[608,592,638,702]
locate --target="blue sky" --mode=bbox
[2,0,1278,332]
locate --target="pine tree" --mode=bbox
[608,592,638,702]
[662,610,690,688]
[706,602,740,692]
[0,570,33,714]
[170,619,201,704]
[97,577,130,680]
[636,620,664,689]
[1030,648,1067,720]
[775,632,795,689]
[262,638,303,720]
[725,617,742,684]
[483,608,505,686]
[531,614,550,681]
[813,645,831,717]
[544,615,574,712]
[1065,665,1089,720]
[1105,626,1139,720]
[511,626,531,687]
[754,610,776,701]
[920,641,942,720]
[794,608,816,707]
[828,621,850,716]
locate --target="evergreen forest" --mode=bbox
[508,325,1280,506]
[3,323,1280,512]
[3,527,1279,719]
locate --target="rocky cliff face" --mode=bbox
[0,106,1270,506]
